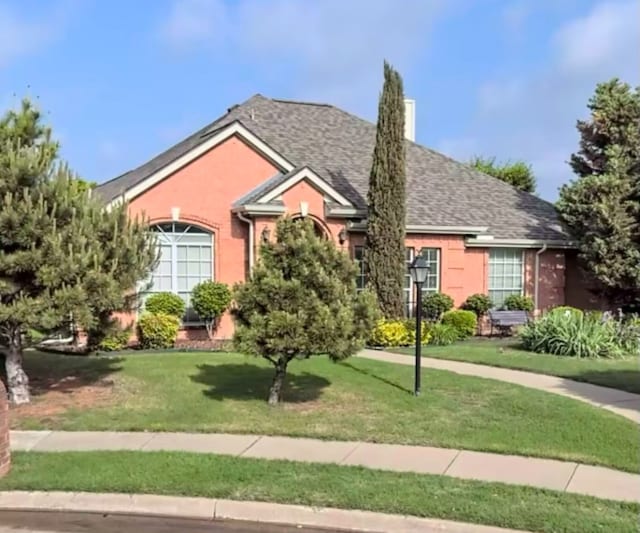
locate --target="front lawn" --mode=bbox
[12,351,640,472]
[391,338,640,393]
[2,451,638,533]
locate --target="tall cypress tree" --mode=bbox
[365,61,407,318]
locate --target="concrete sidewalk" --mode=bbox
[358,349,640,423]
[0,491,529,533]
[11,430,640,503]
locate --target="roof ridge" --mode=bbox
[270,97,332,108]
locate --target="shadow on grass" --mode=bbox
[340,361,411,395]
[4,351,124,398]
[572,369,640,395]
[191,363,331,403]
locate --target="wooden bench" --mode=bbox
[488,310,529,337]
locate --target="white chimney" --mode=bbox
[404,98,416,142]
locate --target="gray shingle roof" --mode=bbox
[96,94,568,241]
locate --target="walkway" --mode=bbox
[358,349,640,423]
[11,430,640,503]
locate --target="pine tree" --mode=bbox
[365,61,407,318]
[85,205,158,351]
[0,99,156,403]
[469,156,536,193]
[233,217,378,405]
[558,79,640,308]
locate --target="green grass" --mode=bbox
[391,338,640,393]
[15,351,640,473]
[1,451,638,533]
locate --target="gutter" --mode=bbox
[534,243,548,312]
[236,212,254,273]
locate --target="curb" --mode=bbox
[0,491,528,533]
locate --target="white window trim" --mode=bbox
[108,122,295,207]
[418,247,441,294]
[257,166,353,207]
[139,223,214,326]
[488,248,525,307]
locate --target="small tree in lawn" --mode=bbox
[191,280,231,339]
[233,217,378,405]
[0,98,156,403]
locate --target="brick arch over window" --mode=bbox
[142,221,214,323]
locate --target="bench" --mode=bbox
[488,310,529,337]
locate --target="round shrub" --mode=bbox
[441,309,477,339]
[402,319,431,345]
[145,292,185,318]
[137,313,180,349]
[98,326,131,352]
[422,292,454,321]
[370,319,411,347]
[191,281,232,339]
[428,323,459,346]
[461,294,492,317]
[503,294,534,312]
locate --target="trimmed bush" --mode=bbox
[461,294,492,317]
[519,311,625,358]
[370,319,411,347]
[137,313,180,349]
[402,319,432,345]
[192,281,232,339]
[98,325,131,352]
[503,294,534,312]
[145,292,185,318]
[428,323,459,346]
[422,292,454,321]
[442,309,477,339]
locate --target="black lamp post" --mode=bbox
[408,256,430,396]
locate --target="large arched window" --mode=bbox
[142,222,213,323]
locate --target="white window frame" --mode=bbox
[488,248,525,309]
[418,247,440,295]
[404,247,415,317]
[141,222,214,325]
[354,245,367,292]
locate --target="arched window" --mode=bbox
[142,222,213,323]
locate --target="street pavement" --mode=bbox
[0,511,340,533]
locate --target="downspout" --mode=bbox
[534,243,548,313]
[236,212,254,273]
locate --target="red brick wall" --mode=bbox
[0,381,10,477]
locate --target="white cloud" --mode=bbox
[0,2,70,68]
[437,0,640,200]
[555,0,639,76]
[159,0,457,114]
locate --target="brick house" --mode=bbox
[96,94,599,340]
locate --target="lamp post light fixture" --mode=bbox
[408,255,430,396]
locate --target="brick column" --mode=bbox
[0,380,10,476]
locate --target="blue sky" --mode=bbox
[2,0,638,200]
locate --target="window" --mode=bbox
[404,247,415,317]
[354,246,366,291]
[489,248,524,308]
[354,246,426,318]
[142,222,213,323]
[418,248,440,294]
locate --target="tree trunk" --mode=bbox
[4,330,30,405]
[268,359,288,405]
